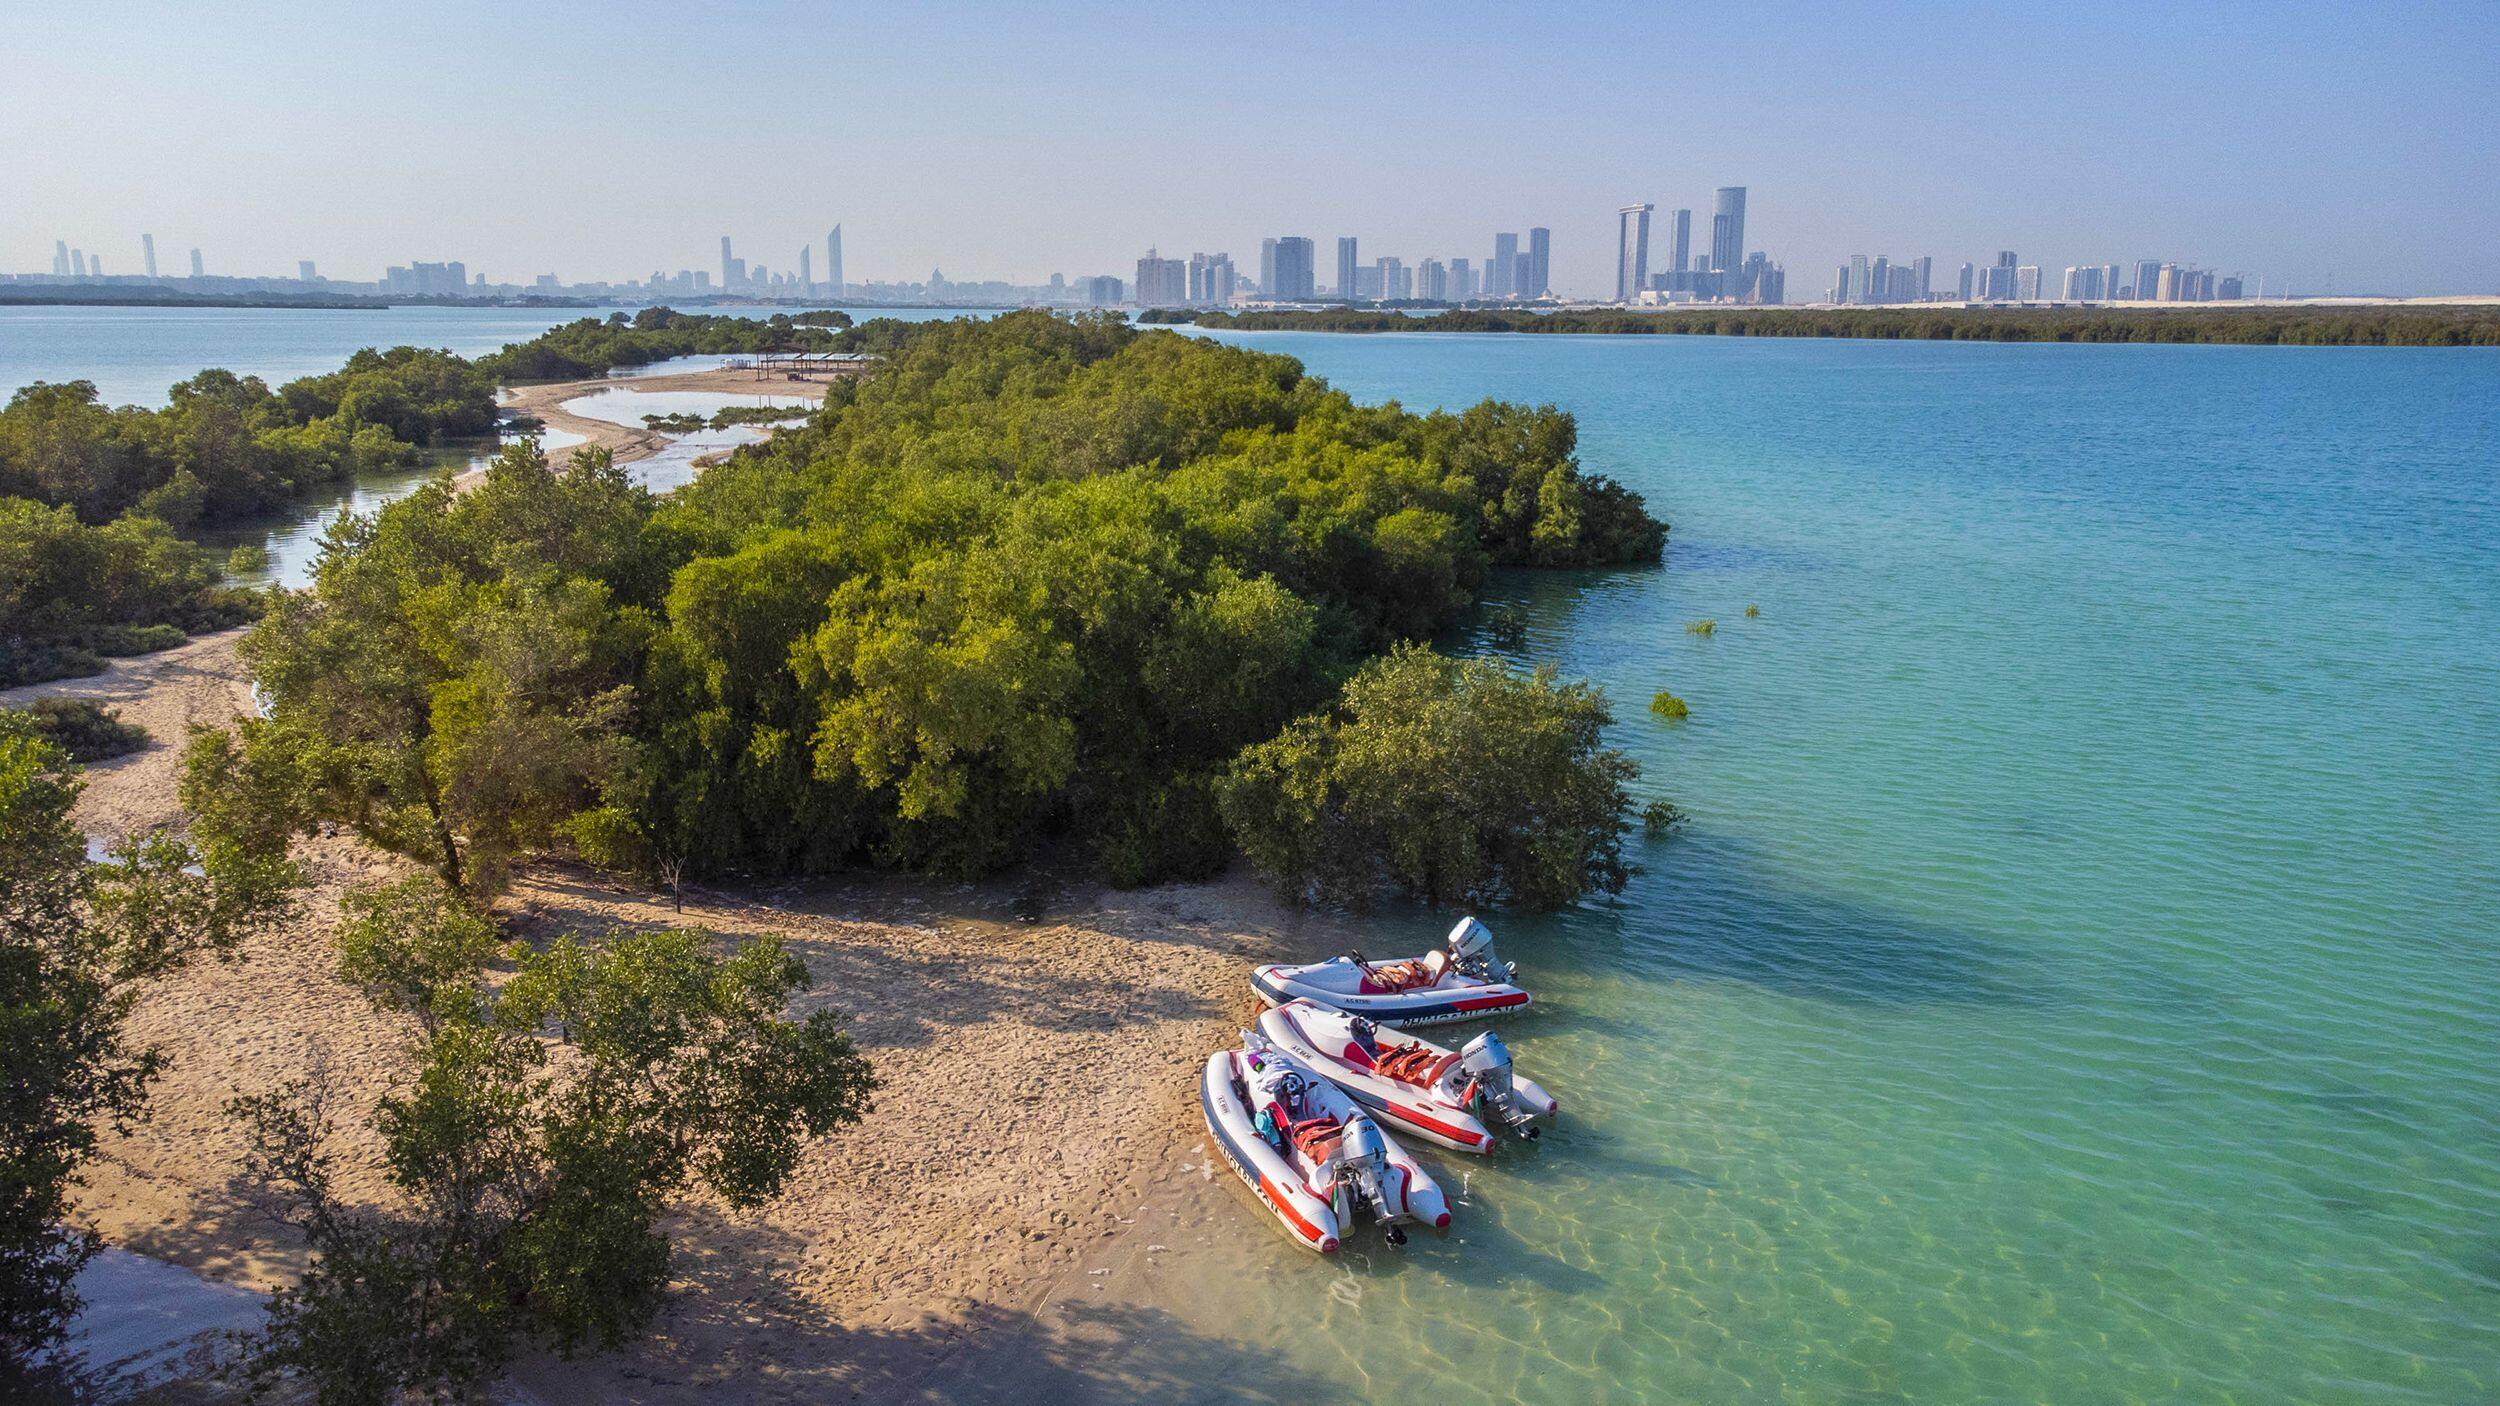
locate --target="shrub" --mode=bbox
[1641,799,1688,836]
[1685,618,1716,636]
[86,623,187,657]
[1744,603,1760,618]
[1649,690,1689,720]
[1220,644,1637,909]
[8,699,149,762]
[227,543,272,574]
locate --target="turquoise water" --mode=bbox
[1159,331,2500,1403]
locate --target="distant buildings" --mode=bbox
[1615,204,1652,302]
[1448,257,1477,301]
[1527,227,1551,299]
[143,234,157,279]
[1081,275,1124,306]
[1186,251,1236,305]
[1269,236,1316,300]
[1489,232,1518,298]
[827,226,844,296]
[1134,249,1187,305]
[1336,237,1359,299]
[1710,188,1747,278]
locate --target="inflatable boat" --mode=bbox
[1250,916,1530,1026]
[1200,1037,1450,1253]
[1259,998,1557,1153]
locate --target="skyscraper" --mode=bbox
[1259,238,1277,296]
[1336,237,1359,299]
[71,250,86,278]
[800,245,812,289]
[298,260,317,281]
[1613,205,1651,302]
[1957,262,1974,300]
[1135,249,1187,305]
[2016,265,2042,300]
[2132,259,2162,302]
[1269,237,1316,300]
[142,233,157,279]
[1449,257,1476,301]
[1490,232,1519,297]
[1666,209,1692,279]
[1417,258,1447,302]
[1710,187,1747,273]
[53,240,69,276]
[827,227,844,297]
[189,248,203,277]
[1527,227,1551,298]
[1913,256,1933,300]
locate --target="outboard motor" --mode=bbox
[1458,1030,1540,1139]
[1326,1114,1408,1246]
[1444,916,1516,982]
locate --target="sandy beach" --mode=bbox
[496,363,860,470]
[9,621,1336,1402]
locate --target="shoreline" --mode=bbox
[4,627,1325,1402]
[492,363,849,472]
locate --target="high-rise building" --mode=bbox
[1188,251,1236,305]
[1336,237,1359,299]
[1869,256,1890,303]
[2100,263,2121,301]
[1913,256,1933,300]
[1835,264,1853,304]
[2016,265,2042,300]
[2132,259,2162,302]
[1665,209,1692,279]
[827,226,844,296]
[71,249,87,278]
[1512,252,1533,298]
[1082,275,1124,306]
[1449,257,1476,301]
[53,240,69,276]
[1615,204,1652,302]
[1489,232,1519,297]
[1259,238,1277,296]
[2061,265,2104,300]
[1271,237,1316,300]
[1957,262,1975,300]
[1417,258,1447,302]
[1135,249,1188,305]
[1848,254,1870,304]
[189,248,203,277]
[720,236,734,290]
[1527,227,1551,298]
[799,245,812,289]
[298,260,317,281]
[88,255,101,277]
[142,233,157,279]
[1710,186,1747,272]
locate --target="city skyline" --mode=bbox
[4,3,2494,298]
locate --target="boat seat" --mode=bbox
[1380,1048,1463,1087]
[1289,1118,1342,1162]
[1360,960,1432,994]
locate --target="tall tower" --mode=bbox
[1710,187,1747,273]
[800,245,812,289]
[1616,204,1653,302]
[1259,237,1277,295]
[1490,232,1519,296]
[1666,209,1692,277]
[720,235,734,290]
[53,240,68,276]
[189,248,204,277]
[1527,227,1551,298]
[1336,237,1359,299]
[142,233,157,279]
[827,226,843,297]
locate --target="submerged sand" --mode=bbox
[5,633,1342,1402]
[496,363,857,470]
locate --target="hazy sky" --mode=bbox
[7,0,2496,297]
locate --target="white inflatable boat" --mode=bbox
[1200,1037,1450,1253]
[1257,998,1559,1154]
[1250,916,1530,1026]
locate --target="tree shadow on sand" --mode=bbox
[511,1205,1338,1406]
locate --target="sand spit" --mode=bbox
[8,624,1339,1403]
[496,364,852,471]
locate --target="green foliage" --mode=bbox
[470,307,852,383]
[0,712,299,1357]
[706,403,816,429]
[0,362,466,528]
[0,497,258,686]
[1641,799,1689,836]
[1192,304,2500,347]
[236,925,874,1401]
[1686,618,1716,636]
[1220,643,1638,909]
[1744,602,1760,618]
[226,542,273,574]
[4,699,149,762]
[234,312,1665,892]
[640,412,707,433]
[1649,689,1689,720]
[332,877,500,1033]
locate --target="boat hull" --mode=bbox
[1251,959,1531,1026]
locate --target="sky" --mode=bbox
[6,0,2497,299]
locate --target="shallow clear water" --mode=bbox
[1162,330,2500,1404]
